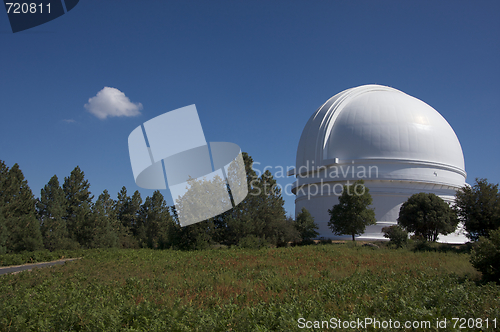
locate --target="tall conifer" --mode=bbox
[63,166,93,245]
[37,175,76,250]
[86,190,118,248]
[138,191,173,249]
[0,163,43,252]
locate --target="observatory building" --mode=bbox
[290,85,467,243]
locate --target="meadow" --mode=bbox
[0,244,498,331]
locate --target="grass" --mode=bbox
[0,244,498,331]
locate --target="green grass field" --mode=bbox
[0,244,498,331]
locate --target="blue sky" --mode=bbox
[1,0,499,216]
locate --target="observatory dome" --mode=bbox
[297,84,465,179]
[292,84,467,243]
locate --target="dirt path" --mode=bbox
[0,258,81,276]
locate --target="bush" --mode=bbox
[238,235,268,249]
[294,208,319,241]
[382,225,408,248]
[470,227,500,283]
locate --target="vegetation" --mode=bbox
[0,206,8,254]
[0,154,305,255]
[382,225,408,248]
[293,207,319,242]
[0,245,497,331]
[470,227,500,284]
[1,157,499,330]
[0,161,44,252]
[328,180,376,241]
[37,175,75,251]
[455,178,500,241]
[398,193,458,242]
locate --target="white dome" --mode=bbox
[293,84,468,243]
[297,85,465,178]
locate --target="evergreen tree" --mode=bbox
[328,180,376,241]
[115,186,130,227]
[62,166,93,246]
[0,206,7,254]
[96,189,121,233]
[398,193,458,242]
[224,154,299,247]
[37,175,78,250]
[116,189,143,235]
[114,187,141,248]
[138,191,173,249]
[0,163,43,252]
[86,190,118,248]
[129,190,143,229]
[0,162,9,254]
[0,160,8,198]
[169,152,299,248]
[252,170,299,246]
[171,218,214,250]
[294,207,319,242]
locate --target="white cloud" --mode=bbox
[63,119,76,123]
[85,87,143,120]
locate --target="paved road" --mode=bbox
[0,258,80,275]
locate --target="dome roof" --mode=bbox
[296,85,465,176]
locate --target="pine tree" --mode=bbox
[115,186,130,226]
[0,160,8,197]
[222,153,261,245]
[86,190,118,248]
[0,162,9,254]
[223,154,299,247]
[95,189,120,231]
[0,206,7,254]
[138,191,173,249]
[118,189,144,245]
[252,170,299,246]
[116,188,143,231]
[129,190,143,230]
[114,187,141,248]
[0,163,43,252]
[37,175,78,250]
[62,166,93,246]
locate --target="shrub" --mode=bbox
[382,225,408,248]
[294,208,319,241]
[238,235,268,249]
[470,227,500,283]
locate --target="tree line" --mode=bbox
[0,153,318,254]
[327,179,500,283]
[326,179,500,244]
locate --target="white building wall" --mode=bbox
[295,179,468,243]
